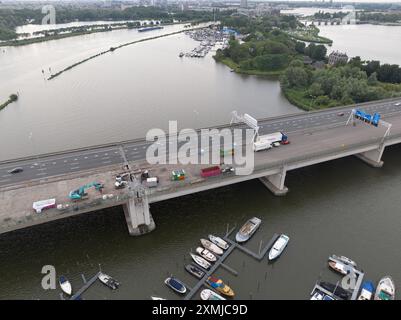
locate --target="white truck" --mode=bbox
[253,139,272,152]
[253,132,289,152]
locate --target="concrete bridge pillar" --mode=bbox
[123,190,155,236]
[356,146,385,168]
[259,167,288,196]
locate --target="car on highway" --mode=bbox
[8,167,23,174]
[395,102,401,106]
[337,112,345,116]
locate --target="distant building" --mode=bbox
[328,51,349,65]
[240,0,248,9]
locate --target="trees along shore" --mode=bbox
[214,15,401,110]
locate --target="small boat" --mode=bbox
[330,254,357,268]
[59,275,72,295]
[319,281,352,300]
[196,247,217,262]
[208,235,229,250]
[98,272,120,290]
[358,281,375,300]
[185,263,205,279]
[206,276,235,297]
[328,261,350,275]
[235,217,261,243]
[200,239,223,255]
[165,277,187,294]
[310,288,335,300]
[374,276,395,300]
[268,234,290,261]
[190,253,211,270]
[200,289,226,301]
[151,296,166,300]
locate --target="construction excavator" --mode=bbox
[69,182,104,201]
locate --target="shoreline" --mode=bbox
[0,21,184,48]
[215,57,284,77]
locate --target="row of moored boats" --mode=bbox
[59,272,120,298]
[159,234,233,300]
[311,254,396,300]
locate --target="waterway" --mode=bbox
[0,18,400,300]
[0,145,400,300]
[0,22,297,161]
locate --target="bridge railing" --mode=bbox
[149,131,401,199]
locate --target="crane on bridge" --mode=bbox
[69,182,104,201]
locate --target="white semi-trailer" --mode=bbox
[253,132,289,152]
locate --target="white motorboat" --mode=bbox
[200,289,226,301]
[98,272,120,290]
[190,253,211,270]
[235,217,261,243]
[330,254,357,268]
[200,239,223,255]
[59,275,72,296]
[196,247,217,262]
[268,234,290,261]
[374,276,395,300]
[208,235,229,250]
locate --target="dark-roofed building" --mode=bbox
[328,51,349,66]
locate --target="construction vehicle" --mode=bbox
[115,173,131,189]
[172,169,186,181]
[141,170,150,183]
[69,182,104,201]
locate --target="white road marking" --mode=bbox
[70,166,80,170]
[70,162,79,166]
[0,179,10,183]
[102,160,111,164]
[36,172,47,176]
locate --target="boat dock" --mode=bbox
[311,256,365,300]
[64,272,101,300]
[183,227,279,300]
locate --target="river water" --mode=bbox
[0,19,400,300]
[0,22,297,161]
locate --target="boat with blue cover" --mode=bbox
[165,277,187,294]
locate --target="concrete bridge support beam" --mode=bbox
[259,167,288,196]
[123,192,155,236]
[356,146,385,168]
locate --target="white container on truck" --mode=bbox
[258,132,286,144]
[253,140,272,152]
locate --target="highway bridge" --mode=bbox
[1,97,401,235]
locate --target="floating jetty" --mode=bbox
[183,226,279,300]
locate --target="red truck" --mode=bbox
[201,166,221,178]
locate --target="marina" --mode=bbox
[181,28,230,58]
[183,224,280,300]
